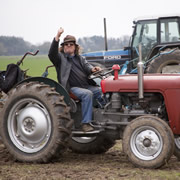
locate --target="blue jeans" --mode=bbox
[70,86,105,124]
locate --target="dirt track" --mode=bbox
[0,141,179,180]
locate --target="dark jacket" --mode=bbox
[48,38,93,91]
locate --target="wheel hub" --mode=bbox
[8,98,51,153]
[136,130,160,156]
[131,128,162,160]
[143,138,151,147]
[17,105,49,144]
[23,117,35,133]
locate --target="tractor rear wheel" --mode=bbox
[0,82,73,163]
[122,116,174,168]
[68,135,115,154]
[146,48,180,73]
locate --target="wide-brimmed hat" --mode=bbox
[61,35,78,46]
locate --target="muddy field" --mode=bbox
[0,140,179,180]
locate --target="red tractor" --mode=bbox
[0,47,179,168]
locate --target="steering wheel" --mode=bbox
[88,68,113,79]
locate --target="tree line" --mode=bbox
[0,35,130,56]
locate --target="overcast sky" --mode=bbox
[0,0,180,45]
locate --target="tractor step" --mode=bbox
[71,129,104,137]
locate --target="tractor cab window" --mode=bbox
[160,18,180,43]
[131,20,157,66]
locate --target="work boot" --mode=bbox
[82,123,94,132]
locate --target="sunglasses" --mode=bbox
[64,43,75,46]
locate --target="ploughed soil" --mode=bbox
[0,140,179,180]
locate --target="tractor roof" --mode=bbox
[134,14,180,23]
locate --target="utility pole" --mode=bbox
[104,18,108,51]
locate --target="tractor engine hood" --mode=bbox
[101,73,180,134]
[101,74,180,93]
[82,49,130,61]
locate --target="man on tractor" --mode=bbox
[48,27,105,132]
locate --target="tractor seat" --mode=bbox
[69,92,79,101]
[69,92,79,113]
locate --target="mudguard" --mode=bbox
[16,77,71,105]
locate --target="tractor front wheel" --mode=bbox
[122,116,174,168]
[174,135,180,160]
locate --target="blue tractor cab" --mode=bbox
[82,15,180,74]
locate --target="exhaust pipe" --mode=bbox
[138,44,144,100]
